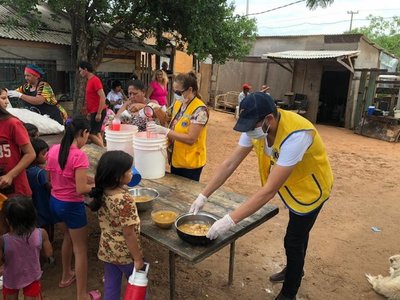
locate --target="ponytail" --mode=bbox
[58,115,90,170]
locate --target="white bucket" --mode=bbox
[105,124,138,156]
[394,110,400,119]
[133,132,168,179]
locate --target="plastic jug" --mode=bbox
[123,263,149,300]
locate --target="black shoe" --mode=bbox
[269,267,305,283]
[275,291,296,300]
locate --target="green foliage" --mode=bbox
[305,0,334,9]
[0,0,257,64]
[350,15,400,57]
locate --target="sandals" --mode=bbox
[58,274,76,288]
[89,290,101,300]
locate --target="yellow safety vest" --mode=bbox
[254,109,333,214]
[170,97,207,169]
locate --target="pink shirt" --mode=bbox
[46,144,89,202]
[149,81,168,106]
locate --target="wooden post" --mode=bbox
[354,70,368,127]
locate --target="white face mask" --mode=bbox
[246,120,270,140]
[174,93,183,102]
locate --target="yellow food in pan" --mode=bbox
[178,223,211,236]
[133,195,153,202]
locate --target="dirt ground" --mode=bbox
[40,109,400,299]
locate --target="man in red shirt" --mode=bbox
[78,61,106,147]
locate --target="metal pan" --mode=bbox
[128,187,159,212]
[175,212,218,245]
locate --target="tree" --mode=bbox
[350,15,400,58]
[0,0,334,111]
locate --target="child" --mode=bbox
[89,150,144,300]
[0,87,36,234]
[0,196,53,300]
[101,99,115,132]
[46,115,100,300]
[23,123,39,139]
[26,138,55,247]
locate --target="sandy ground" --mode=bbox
[39,109,400,299]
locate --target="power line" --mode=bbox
[247,0,305,16]
[258,16,395,29]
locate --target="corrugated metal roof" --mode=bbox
[0,26,71,45]
[0,4,161,54]
[262,50,360,60]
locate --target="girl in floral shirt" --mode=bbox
[89,151,144,300]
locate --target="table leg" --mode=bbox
[169,251,176,300]
[228,241,236,285]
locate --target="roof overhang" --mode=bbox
[262,50,360,73]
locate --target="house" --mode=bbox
[0,3,161,101]
[208,34,399,129]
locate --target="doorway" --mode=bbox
[317,71,350,127]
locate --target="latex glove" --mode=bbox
[147,122,170,135]
[206,214,235,240]
[7,90,22,99]
[189,193,207,214]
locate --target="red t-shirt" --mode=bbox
[85,75,105,113]
[0,117,32,196]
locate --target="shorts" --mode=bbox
[90,109,106,134]
[3,280,41,297]
[50,196,87,229]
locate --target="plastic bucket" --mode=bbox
[133,132,167,179]
[394,110,400,119]
[367,106,375,116]
[105,124,138,156]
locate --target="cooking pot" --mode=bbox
[175,212,218,245]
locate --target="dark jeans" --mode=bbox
[171,166,203,181]
[281,206,322,298]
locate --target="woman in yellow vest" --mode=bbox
[189,92,333,300]
[147,72,208,181]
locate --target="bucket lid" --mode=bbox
[134,132,167,140]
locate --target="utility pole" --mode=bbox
[347,10,359,31]
[246,0,249,16]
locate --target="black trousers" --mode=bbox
[171,165,203,182]
[281,206,322,298]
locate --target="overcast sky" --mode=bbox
[232,0,400,36]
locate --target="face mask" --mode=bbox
[174,93,183,102]
[246,127,265,139]
[246,120,270,140]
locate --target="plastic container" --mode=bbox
[367,106,375,116]
[394,110,400,119]
[127,167,142,187]
[123,263,149,300]
[133,132,167,179]
[105,124,138,156]
[111,117,121,131]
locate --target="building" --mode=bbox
[0,3,161,100]
[208,34,399,129]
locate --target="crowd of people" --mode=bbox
[0,60,333,300]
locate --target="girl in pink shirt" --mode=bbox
[46,115,100,300]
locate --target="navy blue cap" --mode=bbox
[233,92,276,132]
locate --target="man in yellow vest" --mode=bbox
[190,92,333,300]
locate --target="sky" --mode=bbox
[232,0,400,36]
